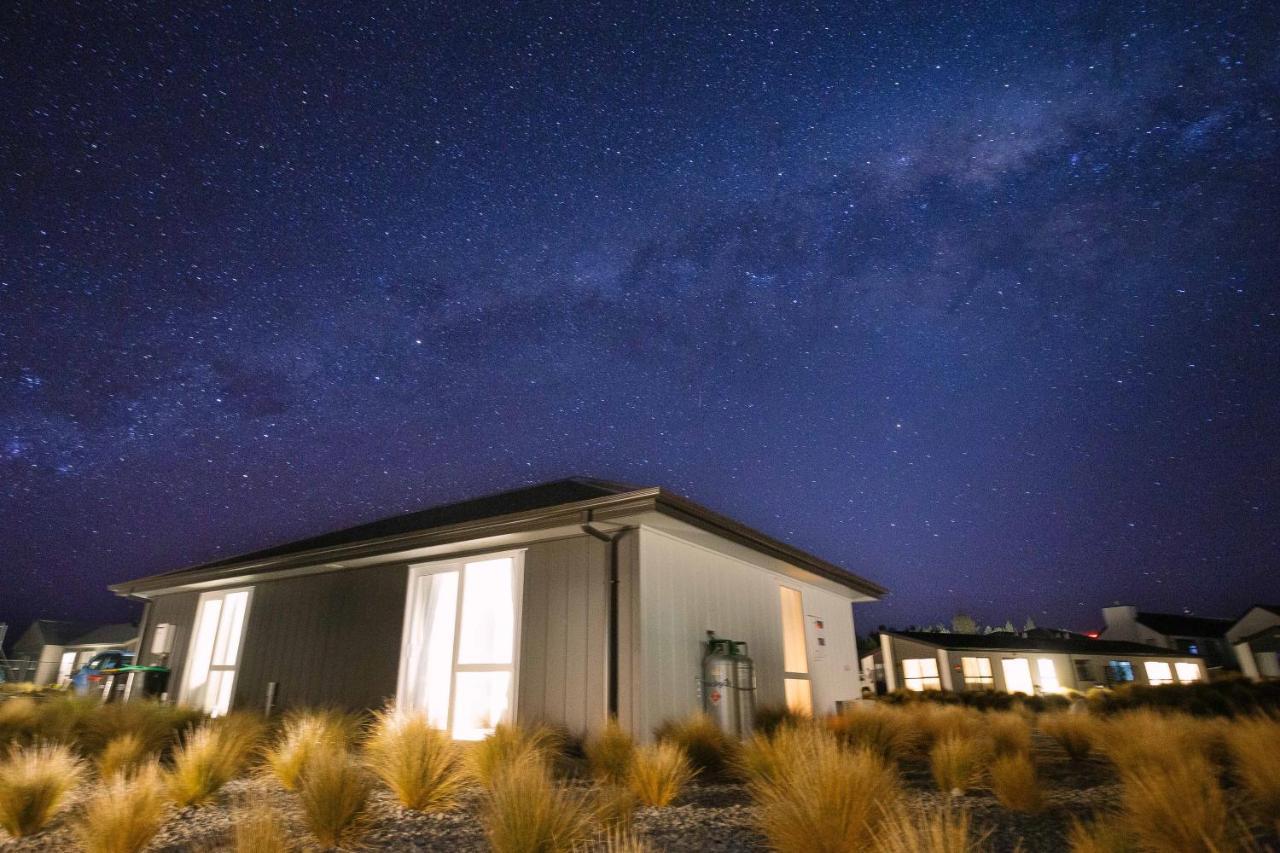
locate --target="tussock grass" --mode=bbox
[77,701,203,758]
[1041,712,1097,761]
[737,723,830,786]
[904,705,984,751]
[484,752,595,853]
[263,709,352,791]
[166,716,265,807]
[1224,715,1280,833]
[1067,815,1136,853]
[297,745,372,849]
[1101,710,1215,773]
[470,722,562,789]
[929,734,989,795]
[873,802,983,853]
[592,785,638,833]
[0,698,41,744]
[988,752,1044,813]
[826,705,919,762]
[586,826,652,852]
[627,742,695,807]
[1118,752,1228,853]
[364,707,468,811]
[585,719,635,785]
[73,763,168,853]
[653,714,735,777]
[748,725,899,853]
[231,801,294,853]
[98,733,154,779]
[987,711,1031,757]
[0,742,85,838]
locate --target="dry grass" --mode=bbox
[929,734,989,795]
[76,701,203,758]
[263,709,352,791]
[1118,752,1228,853]
[988,752,1044,813]
[0,742,85,838]
[585,719,636,785]
[627,742,695,807]
[98,733,154,779]
[826,705,919,762]
[1041,712,1098,761]
[484,752,595,853]
[470,722,562,789]
[296,745,373,849]
[872,802,984,853]
[901,705,985,752]
[166,716,264,807]
[73,763,168,853]
[231,800,295,852]
[653,713,735,776]
[584,826,652,852]
[748,725,899,853]
[987,711,1031,757]
[364,707,468,811]
[1068,815,1136,853]
[0,698,41,744]
[1100,710,1215,773]
[592,785,638,833]
[1224,715,1280,834]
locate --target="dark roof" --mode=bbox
[886,630,1194,657]
[13,620,136,654]
[68,623,138,647]
[111,477,887,598]
[1135,611,1233,638]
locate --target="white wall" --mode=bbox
[635,526,860,737]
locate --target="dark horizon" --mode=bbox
[3,1,1277,644]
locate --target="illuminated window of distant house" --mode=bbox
[779,586,812,714]
[1174,662,1201,683]
[902,658,942,691]
[1106,660,1135,683]
[1143,661,1174,686]
[960,656,993,689]
[1037,658,1060,692]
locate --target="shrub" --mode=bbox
[484,752,595,853]
[1224,715,1280,834]
[470,722,561,789]
[166,717,263,807]
[364,707,468,811]
[73,763,168,853]
[585,719,635,785]
[1068,816,1137,853]
[297,745,372,849]
[231,801,294,852]
[1118,753,1228,853]
[873,801,983,853]
[749,726,899,853]
[264,709,352,791]
[929,734,989,795]
[627,742,695,808]
[989,752,1044,813]
[826,705,919,762]
[653,714,734,777]
[0,742,84,838]
[1041,712,1097,761]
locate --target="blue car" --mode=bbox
[70,650,135,696]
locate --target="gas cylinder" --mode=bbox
[702,635,738,735]
[732,641,756,738]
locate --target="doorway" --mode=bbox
[1001,658,1034,694]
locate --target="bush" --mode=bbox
[483,752,595,853]
[627,742,695,807]
[826,705,919,762]
[1223,715,1280,834]
[1040,712,1097,761]
[585,719,635,785]
[1118,753,1228,853]
[1086,677,1280,718]
[264,709,352,791]
[231,801,295,852]
[73,763,168,853]
[654,714,735,777]
[0,742,84,838]
[989,752,1044,813]
[364,707,468,811]
[297,745,372,849]
[470,722,562,789]
[929,734,989,795]
[166,716,264,807]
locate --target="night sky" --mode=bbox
[2,2,1278,643]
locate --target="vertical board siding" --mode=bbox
[138,591,201,695]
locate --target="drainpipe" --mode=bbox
[582,519,635,720]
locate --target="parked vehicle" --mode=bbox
[71,650,135,696]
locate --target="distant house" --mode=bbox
[10,620,139,685]
[1099,605,1236,670]
[874,630,1206,695]
[110,478,885,739]
[1226,605,1280,682]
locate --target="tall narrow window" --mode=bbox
[1001,658,1034,694]
[400,553,523,740]
[1036,658,1060,692]
[902,658,942,691]
[960,656,993,689]
[1143,661,1174,685]
[182,587,252,717]
[778,586,812,713]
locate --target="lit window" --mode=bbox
[401,554,523,740]
[902,658,942,691]
[183,588,252,716]
[1174,662,1201,683]
[779,587,812,713]
[1037,658,1060,692]
[1143,661,1174,686]
[961,656,994,689]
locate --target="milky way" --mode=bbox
[2,1,1277,637]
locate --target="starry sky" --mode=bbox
[2,1,1278,644]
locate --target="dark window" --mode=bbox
[1106,660,1135,683]
[1073,659,1092,682]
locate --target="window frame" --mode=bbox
[778,585,813,713]
[960,656,994,689]
[1143,660,1174,686]
[902,657,942,691]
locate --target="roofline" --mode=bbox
[880,630,1195,657]
[110,486,886,599]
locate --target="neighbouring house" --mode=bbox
[109,478,885,739]
[1226,605,1280,682]
[9,620,139,685]
[1098,605,1237,670]
[874,629,1207,695]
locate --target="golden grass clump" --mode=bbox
[0,742,85,838]
[987,711,1032,757]
[231,801,295,852]
[587,826,652,852]
[76,701,203,758]
[1067,815,1136,853]
[826,705,919,762]
[296,745,373,849]
[98,733,154,779]
[0,697,41,744]
[988,752,1044,813]
[263,709,352,791]
[1041,712,1097,761]
[872,802,984,853]
[470,722,561,789]
[592,784,638,833]
[585,719,636,785]
[166,716,264,807]
[364,707,468,811]
[1101,710,1214,773]
[1224,715,1280,834]
[748,725,900,853]
[73,763,168,853]
[653,713,735,776]
[1118,753,1228,853]
[484,752,595,853]
[904,704,983,751]
[929,733,989,795]
[627,742,695,807]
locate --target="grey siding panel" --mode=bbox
[138,590,201,693]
